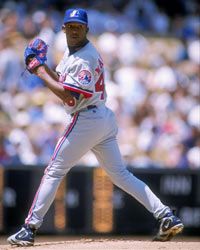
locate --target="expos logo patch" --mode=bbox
[70,10,79,17]
[78,70,92,85]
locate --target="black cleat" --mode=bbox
[7,224,36,246]
[153,212,184,241]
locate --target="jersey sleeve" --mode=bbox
[62,60,94,99]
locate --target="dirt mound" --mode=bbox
[1,238,200,250]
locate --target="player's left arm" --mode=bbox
[62,60,94,99]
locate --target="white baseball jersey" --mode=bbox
[56,42,106,114]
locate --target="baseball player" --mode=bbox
[7,8,184,246]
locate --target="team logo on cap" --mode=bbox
[70,10,79,17]
[78,70,92,85]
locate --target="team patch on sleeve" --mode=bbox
[78,70,92,86]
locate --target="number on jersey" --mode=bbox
[95,73,105,100]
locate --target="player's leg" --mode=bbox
[92,140,170,218]
[7,114,81,246]
[92,137,183,241]
[7,111,104,246]
[23,114,86,230]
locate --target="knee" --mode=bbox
[107,168,132,183]
[44,163,68,179]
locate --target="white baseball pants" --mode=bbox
[25,105,170,228]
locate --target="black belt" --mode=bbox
[71,105,97,116]
[87,105,97,110]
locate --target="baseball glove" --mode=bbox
[24,38,48,73]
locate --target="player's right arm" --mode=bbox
[45,66,60,82]
[24,38,74,103]
[34,64,74,103]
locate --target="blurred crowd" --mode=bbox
[0,0,199,168]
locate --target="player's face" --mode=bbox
[63,22,88,47]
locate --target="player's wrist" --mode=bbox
[34,64,46,76]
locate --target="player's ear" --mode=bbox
[86,27,89,33]
[62,24,66,33]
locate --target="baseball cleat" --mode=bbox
[153,212,184,241]
[7,224,36,246]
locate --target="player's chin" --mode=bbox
[68,37,82,46]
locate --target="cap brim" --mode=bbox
[63,18,87,25]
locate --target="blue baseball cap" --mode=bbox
[63,8,88,25]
